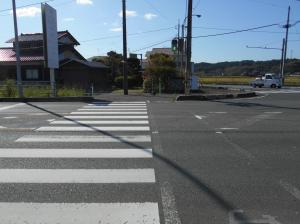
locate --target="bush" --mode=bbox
[57,87,85,97]
[24,86,51,97]
[1,79,17,97]
[114,76,142,89]
[143,77,158,93]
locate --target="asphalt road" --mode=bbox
[0,91,299,224]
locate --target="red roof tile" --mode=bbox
[0,48,44,62]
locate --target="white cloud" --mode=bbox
[110,27,122,32]
[76,0,93,5]
[144,13,158,20]
[63,17,75,22]
[103,22,108,26]
[118,10,137,17]
[11,7,41,18]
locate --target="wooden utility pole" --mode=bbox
[122,0,128,95]
[185,0,193,95]
[12,0,23,97]
[282,6,291,85]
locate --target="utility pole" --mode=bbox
[12,0,23,98]
[122,0,128,95]
[177,20,180,70]
[181,23,185,79]
[280,38,285,78]
[282,6,291,85]
[185,0,193,95]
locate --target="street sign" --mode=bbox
[42,3,59,69]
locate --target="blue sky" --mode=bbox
[0,0,299,63]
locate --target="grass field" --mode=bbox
[200,76,300,86]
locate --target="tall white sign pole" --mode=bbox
[42,3,59,97]
[12,0,23,98]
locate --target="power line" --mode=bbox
[131,39,172,53]
[193,25,300,35]
[80,26,176,43]
[142,0,170,22]
[192,23,281,38]
[0,0,54,13]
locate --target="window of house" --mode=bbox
[26,69,39,80]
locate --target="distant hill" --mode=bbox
[194,59,300,76]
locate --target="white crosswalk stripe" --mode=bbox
[0,148,153,158]
[51,120,149,124]
[64,115,149,119]
[9,101,161,223]
[0,202,160,224]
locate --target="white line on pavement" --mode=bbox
[71,112,148,115]
[64,116,149,119]
[2,117,17,119]
[0,126,6,129]
[0,202,160,224]
[0,148,153,158]
[0,103,24,111]
[79,108,147,111]
[36,126,150,132]
[0,169,156,183]
[209,112,228,114]
[16,135,152,143]
[219,128,239,130]
[92,101,146,104]
[194,115,204,120]
[264,112,283,114]
[51,120,149,124]
[87,104,146,107]
[279,180,300,200]
[161,181,182,224]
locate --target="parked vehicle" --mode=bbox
[250,73,282,88]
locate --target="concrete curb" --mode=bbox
[176,92,256,101]
[0,97,94,102]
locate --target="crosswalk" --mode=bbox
[0,101,160,223]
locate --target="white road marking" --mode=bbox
[36,126,150,132]
[71,111,148,115]
[51,120,149,124]
[64,115,149,119]
[0,169,155,183]
[87,104,146,107]
[2,117,17,119]
[194,115,204,120]
[0,103,24,111]
[0,126,6,129]
[279,180,300,200]
[0,148,153,158]
[16,135,151,142]
[47,119,56,122]
[229,210,282,224]
[219,128,239,130]
[209,112,227,114]
[264,112,283,114]
[0,202,160,224]
[79,108,147,111]
[92,101,146,104]
[216,131,223,134]
[161,181,182,224]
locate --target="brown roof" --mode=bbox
[0,48,44,62]
[6,30,80,45]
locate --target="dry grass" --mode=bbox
[199,76,300,86]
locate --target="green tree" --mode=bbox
[144,53,177,93]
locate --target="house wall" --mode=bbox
[59,62,111,91]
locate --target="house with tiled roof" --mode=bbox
[0,31,110,90]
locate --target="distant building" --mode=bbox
[0,31,110,90]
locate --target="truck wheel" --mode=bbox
[271,84,276,88]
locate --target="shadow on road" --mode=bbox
[26,101,251,223]
[212,100,300,111]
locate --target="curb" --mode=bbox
[176,92,256,101]
[0,97,94,102]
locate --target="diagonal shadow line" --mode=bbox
[25,102,250,222]
[212,100,300,110]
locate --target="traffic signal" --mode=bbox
[171,38,178,52]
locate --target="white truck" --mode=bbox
[250,73,282,88]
